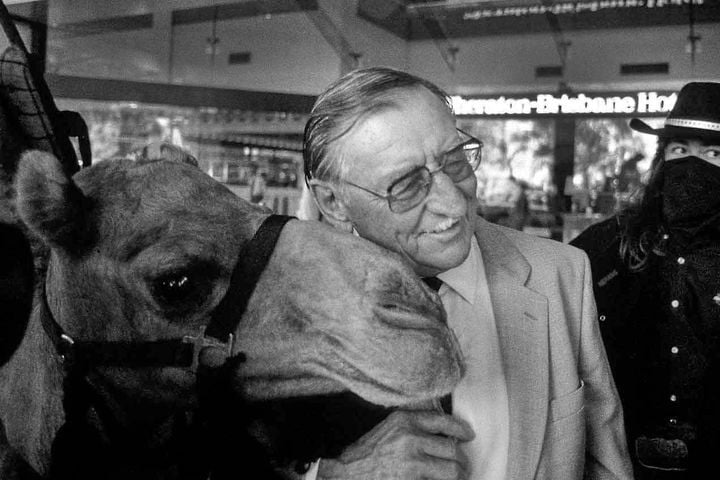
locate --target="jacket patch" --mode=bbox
[597,269,619,288]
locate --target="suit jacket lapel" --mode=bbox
[475,219,550,480]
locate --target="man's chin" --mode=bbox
[396,228,472,275]
[415,241,471,275]
[438,247,470,270]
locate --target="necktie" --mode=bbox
[422,276,443,293]
[421,277,453,414]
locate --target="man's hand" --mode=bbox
[316,410,475,480]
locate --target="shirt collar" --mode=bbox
[437,237,481,304]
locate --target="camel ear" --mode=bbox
[15,150,89,252]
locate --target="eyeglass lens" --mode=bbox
[388,138,482,213]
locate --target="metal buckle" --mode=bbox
[58,333,75,363]
[182,328,235,372]
[635,436,689,471]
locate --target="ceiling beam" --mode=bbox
[299,2,362,74]
[416,12,460,72]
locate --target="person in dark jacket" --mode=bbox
[571,82,720,479]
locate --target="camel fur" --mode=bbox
[0,149,462,478]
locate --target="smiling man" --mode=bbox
[304,67,633,480]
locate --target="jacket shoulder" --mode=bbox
[486,220,589,271]
[569,216,621,261]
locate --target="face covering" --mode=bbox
[661,155,720,236]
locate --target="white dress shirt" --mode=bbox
[437,237,509,480]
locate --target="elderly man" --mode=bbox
[303,67,633,480]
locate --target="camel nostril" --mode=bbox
[380,302,402,311]
[375,300,445,331]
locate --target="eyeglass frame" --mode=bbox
[340,128,483,213]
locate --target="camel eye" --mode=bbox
[151,267,216,316]
[155,274,193,302]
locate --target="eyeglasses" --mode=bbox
[343,129,483,213]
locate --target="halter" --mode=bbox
[38,214,295,478]
[40,214,294,372]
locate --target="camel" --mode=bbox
[0,148,463,479]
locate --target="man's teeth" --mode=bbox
[426,218,458,233]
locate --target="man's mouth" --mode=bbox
[423,217,460,234]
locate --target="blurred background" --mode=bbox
[2,0,718,240]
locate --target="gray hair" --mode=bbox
[303,67,453,184]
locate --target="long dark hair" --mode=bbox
[617,138,668,271]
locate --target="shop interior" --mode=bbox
[2,0,718,239]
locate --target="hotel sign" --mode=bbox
[451,91,677,117]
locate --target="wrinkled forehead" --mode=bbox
[77,159,231,207]
[73,159,258,250]
[333,89,458,179]
[342,87,452,139]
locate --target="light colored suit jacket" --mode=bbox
[475,217,633,480]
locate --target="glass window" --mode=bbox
[460,118,556,235]
[572,117,663,213]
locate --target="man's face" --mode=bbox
[334,87,477,277]
[665,137,720,167]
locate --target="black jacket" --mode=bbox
[571,217,720,478]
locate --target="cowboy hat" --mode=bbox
[630,82,720,142]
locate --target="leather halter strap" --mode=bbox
[40,214,295,370]
[204,214,293,341]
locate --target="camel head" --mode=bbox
[12,149,462,413]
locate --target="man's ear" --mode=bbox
[308,180,353,232]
